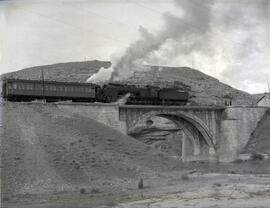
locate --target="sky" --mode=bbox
[0,0,269,94]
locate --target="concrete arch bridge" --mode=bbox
[58,103,268,162]
[119,106,221,161]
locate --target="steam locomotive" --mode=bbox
[1,79,189,105]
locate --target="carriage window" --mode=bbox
[26,84,33,90]
[12,83,17,89]
[37,84,42,90]
[45,86,49,90]
[52,86,57,91]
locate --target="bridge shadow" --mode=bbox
[128,113,217,162]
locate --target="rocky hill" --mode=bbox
[253,93,267,104]
[1,60,255,106]
[120,66,255,106]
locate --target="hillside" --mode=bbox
[1,61,255,106]
[120,66,255,105]
[244,109,270,155]
[253,93,267,104]
[1,102,178,204]
[0,60,111,82]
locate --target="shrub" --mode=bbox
[213,183,222,187]
[251,153,264,161]
[90,188,100,194]
[80,188,86,194]
[181,173,189,180]
[3,197,9,202]
[106,201,117,207]
[138,178,144,189]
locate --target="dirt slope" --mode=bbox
[244,109,270,154]
[1,102,175,200]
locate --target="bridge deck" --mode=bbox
[119,105,226,110]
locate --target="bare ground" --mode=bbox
[1,101,270,208]
[3,174,270,208]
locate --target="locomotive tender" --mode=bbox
[1,79,189,105]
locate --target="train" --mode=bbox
[1,79,189,105]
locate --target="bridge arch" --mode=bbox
[127,111,216,161]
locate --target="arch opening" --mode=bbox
[128,112,216,161]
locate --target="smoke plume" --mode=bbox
[86,67,113,83]
[88,0,269,93]
[110,0,213,81]
[87,0,213,83]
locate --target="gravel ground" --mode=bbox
[4,174,270,208]
[115,174,270,208]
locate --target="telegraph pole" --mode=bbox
[268,82,270,99]
[41,68,45,101]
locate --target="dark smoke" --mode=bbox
[110,0,214,81]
